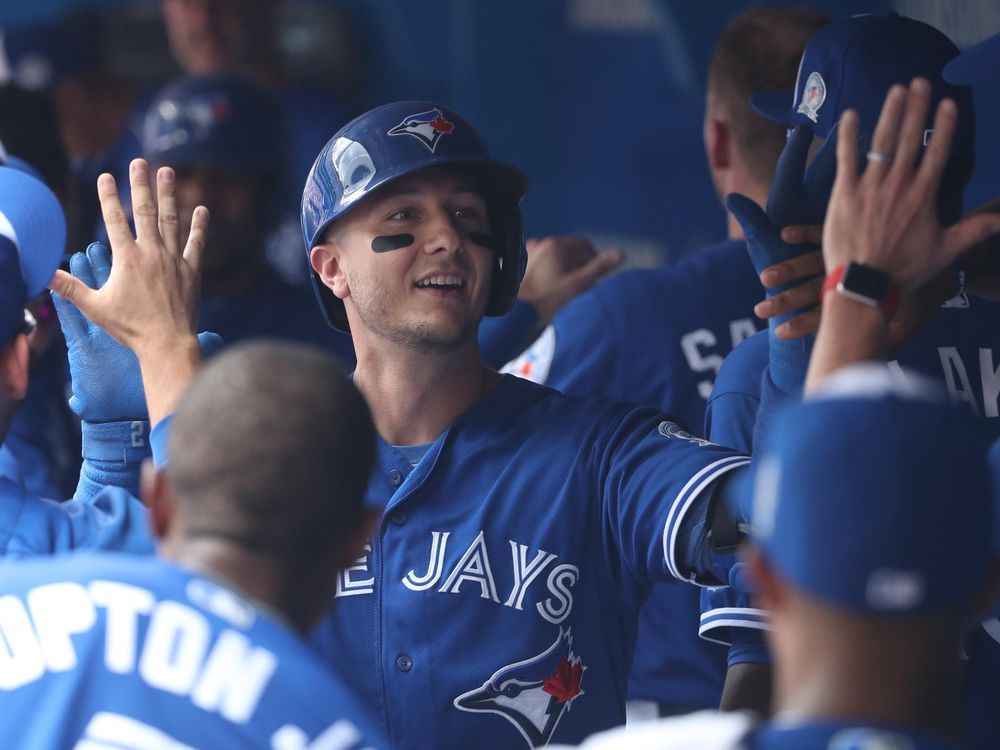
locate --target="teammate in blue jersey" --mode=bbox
[698,13,1000,708]
[502,7,827,718]
[0,165,157,558]
[551,85,1000,745]
[293,100,753,748]
[0,342,388,750]
[143,73,356,363]
[547,371,998,750]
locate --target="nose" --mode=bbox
[418,207,463,256]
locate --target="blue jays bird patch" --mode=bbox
[454,628,586,748]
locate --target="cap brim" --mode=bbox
[944,32,1000,84]
[0,166,66,297]
[750,90,794,125]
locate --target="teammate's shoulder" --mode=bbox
[548,710,754,750]
[712,330,769,397]
[496,373,660,427]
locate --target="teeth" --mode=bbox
[416,276,464,288]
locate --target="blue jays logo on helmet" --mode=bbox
[454,628,585,748]
[387,108,456,153]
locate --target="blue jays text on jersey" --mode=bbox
[310,374,749,750]
[502,238,761,711]
[0,553,387,750]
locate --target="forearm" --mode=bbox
[136,336,202,427]
[805,293,889,394]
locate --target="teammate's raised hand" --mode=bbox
[48,159,207,358]
[48,158,209,425]
[824,78,1000,289]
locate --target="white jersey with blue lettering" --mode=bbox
[0,552,387,750]
[310,375,748,750]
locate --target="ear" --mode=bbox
[705,116,732,173]
[745,547,786,613]
[310,244,350,301]
[0,335,30,401]
[142,459,174,543]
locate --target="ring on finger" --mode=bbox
[866,150,893,165]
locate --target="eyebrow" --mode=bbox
[374,181,485,201]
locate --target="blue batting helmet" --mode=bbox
[301,101,528,332]
[143,73,284,174]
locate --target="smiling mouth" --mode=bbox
[415,275,465,291]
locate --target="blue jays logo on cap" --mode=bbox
[454,628,585,747]
[152,94,231,151]
[387,108,456,153]
[796,71,827,123]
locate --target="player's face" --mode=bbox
[161,0,269,74]
[171,165,268,284]
[321,167,494,353]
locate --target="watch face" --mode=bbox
[840,263,891,303]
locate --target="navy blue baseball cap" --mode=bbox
[0,165,65,346]
[748,365,996,615]
[143,73,285,174]
[943,32,1000,84]
[0,21,98,91]
[751,13,973,155]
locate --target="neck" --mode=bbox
[772,623,962,733]
[352,333,499,446]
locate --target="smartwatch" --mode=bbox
[822,263,900,316]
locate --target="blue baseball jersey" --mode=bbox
[0,553,387,750]
[700,297,1000,653]
[964,613,1000,750]
[310,374,749,749]
[502,239,761,710]
[0,445,153,560]
[503,239,762,433]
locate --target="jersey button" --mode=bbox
[396,655,413,672]
[390,510,407,526]
[389,470,403,485]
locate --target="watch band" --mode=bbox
[821,263,900,317]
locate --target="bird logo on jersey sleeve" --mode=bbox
[453,628,585,748]
[387,109,456,153]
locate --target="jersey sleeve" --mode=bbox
[0,478,153,560]
[502,287,619,394]
[704,332,768,453]
[698,586,771,666]
[593,406,749,603]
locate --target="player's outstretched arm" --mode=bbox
[49,159,208,426]
[807,79,1000,392]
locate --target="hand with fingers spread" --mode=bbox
[49,160,205,357]
[823,79,1000,289]
[807,78,1000,391]
[48,159,210,425]
[517,236,623,326]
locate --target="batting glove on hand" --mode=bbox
[54,242,222,423]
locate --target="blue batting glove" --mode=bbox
[53,243,146,422]
[54,242,224,423]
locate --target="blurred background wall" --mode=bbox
[3,0,999,267]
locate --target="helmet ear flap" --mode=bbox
[309,272,350,332]
[483,199,526,318]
